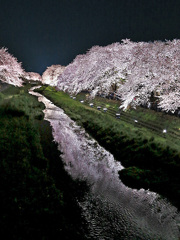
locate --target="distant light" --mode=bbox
[134,119,138,123]
[116,113,120,118]
[163,129,167,133]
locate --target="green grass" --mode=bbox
[37,86,180,209]
[0,83,87,239]
[75,91,180,152]
[0,83,44,120]
[37,86,180,149]
[75,91,180,135]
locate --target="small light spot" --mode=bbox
[116,113,120,118]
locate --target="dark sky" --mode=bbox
[1,0,180,74]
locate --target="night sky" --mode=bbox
[1,0,180,74]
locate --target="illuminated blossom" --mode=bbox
[56,39,180,113]
[23,72,42,82]
[0,48,24,86]
[42,65,66,86]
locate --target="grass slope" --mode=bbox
[0,83,87,239]
[37,86,180,209]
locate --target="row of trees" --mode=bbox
[56,39,180,113]
[0,48,24,86]
[23,72,42,82]
[3,39,179,113]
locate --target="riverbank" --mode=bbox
[0,81,9,92]
[36,85,180,210]
[0,83,88,239]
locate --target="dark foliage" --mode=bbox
[0,85,88,239]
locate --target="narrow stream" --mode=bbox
[30,86,180,240]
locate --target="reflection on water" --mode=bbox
[30,87,180,240]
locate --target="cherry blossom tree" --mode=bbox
[23,72,42,82]
[0,48,24,86]
[42,65,66,86]
[118,39,180,112]
[56,39,180,113]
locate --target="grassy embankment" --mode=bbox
[37,85,180,209]
[0,83,87,239]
